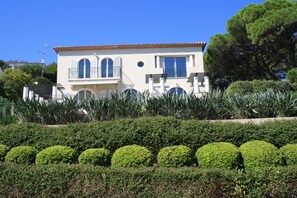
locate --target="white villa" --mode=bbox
[23,42,210,101]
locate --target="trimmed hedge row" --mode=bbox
[1,163,297,197]
[0,117,297,155]
[3,141,297,169]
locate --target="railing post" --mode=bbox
[159,77,165,94]
[23,86,29,101]
[149,75,154,94]
[193,76,199,94]
[204,76,210,93]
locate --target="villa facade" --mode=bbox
[32,42,209,101]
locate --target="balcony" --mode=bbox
[68,66,121,85]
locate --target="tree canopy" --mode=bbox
[205,0,297,88]
[0,69,32,101]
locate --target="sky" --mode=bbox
[0,0,266,65]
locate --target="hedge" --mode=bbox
[0,117,297,156]
[5,146,37,164]
[0,144,8,162]
[239,140,283,168]
[226,80,297,95]
[196,142,240,169]
[1,163,297,197]
[111,145,153,168]
[157,145,192,167]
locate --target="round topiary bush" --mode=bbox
[239,140,282,168]
[0,144,8,162]
[195,142,240,169]
[78,148,111,166]
[286,68,297,83]
[279,144,297,166]
[111,145,153,168]
[5,146,37,164]
[35,145,76,165]
[157,145,192,167]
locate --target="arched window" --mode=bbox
[101,58,113,78]
[77,90,95,101]
[123,89,138,98]
[78,59,90,78]
[169,87,187,97]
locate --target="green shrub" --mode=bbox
[78,148,111,166]
[111,145,153,167]
[5,146,37,164]
[0,144,8,161]
[239,140,282,168]
[195,142,240,169]
[157,145,192,167]
[226,81,253,95]
[286,68,297,83]
[279,144,297,166]
[35,145,76,164]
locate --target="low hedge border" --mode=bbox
[0,117,297,156]
[0,163,297,197]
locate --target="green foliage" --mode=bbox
[0,59,9,70]
[35,145,76,165]
[226,80,297,95]
[14,98,85,124]
[1,164,297,197]
[35,77,51,84]
[111,145,153,167]
[43,62,57,83]
[4,146,37,164]
[20,64,43,78]
[279,144,297,165]
[205,0,297,88]
[195,142,240,169]
[0,144,8,161]
[157,145,192,167]
[239,140,283,168]
[0,68,32,101]
[78,148,111,166]
[287,68,297,83]
[0,117,297,158]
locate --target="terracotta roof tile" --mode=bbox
[54,42,206,53]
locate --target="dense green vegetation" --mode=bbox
[78,148,111,166]
[0,164,297,197]
[5,146,37,165]
[0,117,296,155]
[35,146,76,165]
[157,145,192,167]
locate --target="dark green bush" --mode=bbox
[78,148,111,166]
[195,142,240,169]
[1,164,297,197]
[35,145,76,164]
[280,144,297,166]
[287,68,297,83]
[111,145,153,167]
[5,146,37,164]
[0,118,297,158]
[0,144,8,161]
[226,80,297,95]
[239,140,282,168]
[157,145,192,167]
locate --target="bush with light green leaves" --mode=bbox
[0,144,8,161]
[5,146,37,164]
[239,140,282,168]
[196,142,240,169]
[78,148,111,166]
[111,145,153,168]
[35,145,76,164]
[157,145,192,167]
[279,144,297,166]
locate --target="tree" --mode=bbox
[205,0,297,88]
[43,62,57,83]
[0,59,9,71]
[0,69,32,101]
[20,64,43,78]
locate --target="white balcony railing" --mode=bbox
[68,66,121,79]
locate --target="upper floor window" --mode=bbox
[101,58,113,78]
[163,57,187,78]
[78,59,91,78]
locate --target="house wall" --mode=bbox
[56,46,205,98]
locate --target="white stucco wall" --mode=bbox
[56,46,205,98]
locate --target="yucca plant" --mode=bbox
[225,94,256,119]
[273,91,297,117]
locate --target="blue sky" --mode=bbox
[0,0,265,65]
